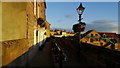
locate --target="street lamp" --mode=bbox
[72,3,86,44]
[76,3,85,44]
[77,3,85,23]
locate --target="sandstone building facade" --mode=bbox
[80,30,106,46]
[80,30,120,50]
[0,0,50,66]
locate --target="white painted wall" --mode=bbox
[34,29,36,45]
[39,28,46,46]
[38,31,40,43]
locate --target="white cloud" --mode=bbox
[65,14,73,19]
[85,20,118,33]
[91,20,117,24]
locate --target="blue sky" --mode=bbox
[46,2,119,33]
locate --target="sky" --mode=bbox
[1,0,120,2]
[46,2,119,34]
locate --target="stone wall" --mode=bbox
[2,2,27,41]
[45,21,50,37]
[2,39,28,66]
[1,2,35,66]
[1,2,29,66]
[79,42,120,67]
[26,2,37,47]
[1,1,48,66]
[0,2,2,66]
[115,43,120,51]
[0,2,2,41]
[37,2,46,19]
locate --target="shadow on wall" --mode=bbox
[1,37,50,68]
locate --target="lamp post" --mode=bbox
[76,3,85,44]
[77,3,85,22]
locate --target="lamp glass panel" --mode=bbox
[77,9,84,15]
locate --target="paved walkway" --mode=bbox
[27,38,86,68]
[54,38,85,68]
[28,41,54,68]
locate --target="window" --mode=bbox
[36,30,38,36]
[100,43,103,46]
[90,39,94,42]
[96,39,99,41]
[91,34,93,37]
[44,32,46,35]
[95,34,98,36]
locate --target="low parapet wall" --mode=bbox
[79,42,120,67]
[2,43,40,68]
